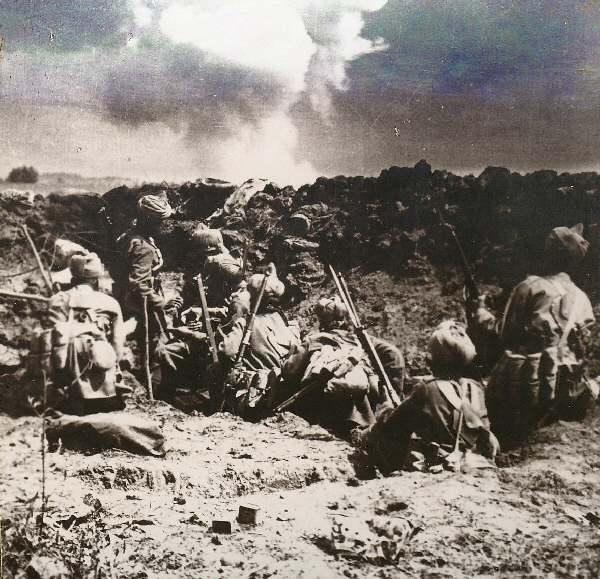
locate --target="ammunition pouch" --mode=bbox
[219,367,279,420]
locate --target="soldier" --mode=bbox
[48,253,126,415]
[122,194,175,398]
[275,297,405,437]
[352,320,499,475]
[49,239,89,291]
[192,228,247,315]
[123,194,173,317]
[315,297,406,397]
[217,266,300,417]
[468,224,596,445]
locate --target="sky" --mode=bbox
[1,0,600,187]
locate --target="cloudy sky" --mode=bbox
[1,0,600,186]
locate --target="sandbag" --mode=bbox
[46,412,166,456]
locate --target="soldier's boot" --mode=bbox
[350,423,406,476]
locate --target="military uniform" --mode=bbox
[278,328,405,436]
[357,377,496,475]
[353,320,498,475]
[121,195,173,399]
[470,225,596,444]
[48,262,125,415]
[472,272,595,442]
[124,232,165,314]
[215,268,297,416]
[219,311,300,371]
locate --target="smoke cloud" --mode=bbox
[102,0,388,185]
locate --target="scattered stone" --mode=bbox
[212,520,232,534]
[220,553,244,567]
[26,555,70,579]
[132,518,155,526]
[238,504,260,525]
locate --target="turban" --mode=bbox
[247,266,284,302]
[53,239,89,270]
[70,252,104,280]
[315,297,349,324]
[205,253,243,283]
[544,224,589,266]
[194,228,224,252]
[137,195,173,220]
[429,320,476,370]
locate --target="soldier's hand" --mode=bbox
[464,288,486,314]
[84,323,103,337]
[187,320,204,332]
[166,297,183,313]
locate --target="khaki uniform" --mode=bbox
[279,329,405,435]
[124,232,165,313]
[48,285,124,414]
[359,377,495,474]
[472,272,595,442]
[216,311,300,417]
[219,311,300,371]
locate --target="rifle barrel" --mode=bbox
[196,274,219,364]
[274,379,322,413]
[21,225,53,294]
[235,273,269,365]
[329,266,401,407]
[0,289,49,303]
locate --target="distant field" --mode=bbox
[0,172,138,196]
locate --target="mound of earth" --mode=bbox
[2,161,600,576]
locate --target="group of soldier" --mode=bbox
[32,192,598,474]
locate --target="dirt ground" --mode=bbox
[2,396,600,578]
[3,166,600,577]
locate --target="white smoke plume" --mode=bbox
[130,0,387,185]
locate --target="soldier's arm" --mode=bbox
[47,293,68,327]
[468,294,501,336]
[218,318,245,362]
[111,308,126,362]
[370,336,406,396]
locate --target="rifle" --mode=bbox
[274,376,328,414]
[0,289,50,303]
[142,295,154,402]
[22,225,53,294]
[329,266,401,407]
[241,240,248,277]
[235,273,269,366]
[218,273,269,413]
[436,209,479,301]
[195,273,219,364]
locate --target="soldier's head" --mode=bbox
[205,253,244,290]
[193,228,225,256]
[53,239,89,271]
[136,194,173,232]
[429,320,476,377]
[544,224,589,274]
[247,263,284,311]
[70,252,104,289]
[315,297,350,331]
